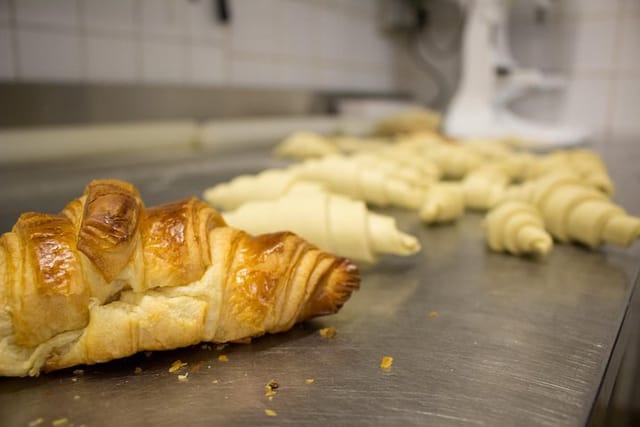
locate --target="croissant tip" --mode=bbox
[305,256,360,319]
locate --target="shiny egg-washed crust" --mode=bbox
[0,179,359,376]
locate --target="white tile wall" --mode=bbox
[141,39,185,83]
[0,27,15,79]
[611,77,640,136]
[617,14,640,74]
[140,0,188,39]
[0,0,396,93]
[15,0,79,29]
[188,43,225,85]
[0,0,11,26]
[83,0,136,35]
[17,29,82,80]
[86,34,137,82]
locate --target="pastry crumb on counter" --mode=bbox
[72,369,84,375]
[212,379,219,384]
[380,356,394,370]
[265,379,279,397]
[218,355,229,363]
[28,417,44,427]
[264,409,277,417]
[190,361,205,372]
[305,378,315,384]
[319,326,337,339]
[201,344,212,350]
[178,373,189,382]
[73,395,80,400]
[70,377,78,383]
[134,367,143,374]
[429,311,439,318]
[169,360,188,373]
[51,418,69,426]
[216,344,228,351]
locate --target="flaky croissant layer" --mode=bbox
[0,179,359,377]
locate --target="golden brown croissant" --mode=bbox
[0,179,359,377]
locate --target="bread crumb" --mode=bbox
[201,344,212,350]
[134,367,143,375]
[216,344,228,351]
[72,369,84,376]
[429,311,439,318]
[28,418,44,427]
[207,365,212,369]
[178,373,189,382]
[218,355,229,363]
[305,378,314,384]
[52,418,68,426]
[380,356,394,370]
[71,377,78,383]
[189,361,205,372]
[265,379,279,397]
[264,409,277,417]
[212,379,219,384]
[319,327,336,339]
[169,360,188,373]
[73,395,80,400]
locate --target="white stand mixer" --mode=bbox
[444,0,589,147]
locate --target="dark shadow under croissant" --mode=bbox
[0,179,359,377]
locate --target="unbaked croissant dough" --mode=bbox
[525,149,614,195]
[0,180,359,377]
[274,132,339,160]
[484,201,553,256]
[534,177,639,247]
[203,169,298,210]
[419,183,465,224]
[223,186,420,263]
[296,155,425,209]
[462,164,511,211]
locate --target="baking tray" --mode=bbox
[0,142,639,426]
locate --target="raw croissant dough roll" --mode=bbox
[534,177,639,248]
[484,201,553,256]
[462,164,511,211]
[223,186,420,263]
[525,149,614,195]
[419,183,465,224]
[0,179,359,377]
[203,169,297,210]
[296,155,425,209]
[275,132,339,160]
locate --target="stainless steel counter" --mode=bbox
[0,141,639,427]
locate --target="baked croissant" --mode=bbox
[0,179,359,377]
[484,201,553,256]
[223,185,420,263]
[419,183,465,224]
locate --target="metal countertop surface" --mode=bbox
[0,141,639,427]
